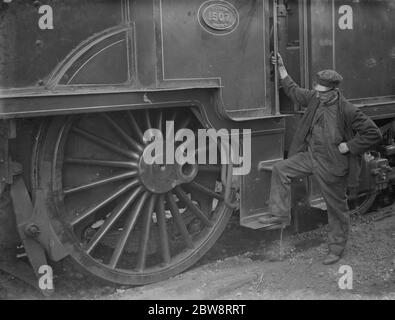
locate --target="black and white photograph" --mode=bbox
[0,0,395,305]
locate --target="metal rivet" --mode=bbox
[25,224,40,238]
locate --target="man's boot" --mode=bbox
[323,253,341,265]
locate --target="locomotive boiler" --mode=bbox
[0,0,394,292]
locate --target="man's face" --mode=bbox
[313,82,332,93]
[313,82,335,99]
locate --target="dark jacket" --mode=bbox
[282,75,382,188]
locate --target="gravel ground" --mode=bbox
[1,203,395,300]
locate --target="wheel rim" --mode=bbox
[34,109,233,285]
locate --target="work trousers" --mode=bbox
[269,151,350,256]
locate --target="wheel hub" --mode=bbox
[138,145,198,193]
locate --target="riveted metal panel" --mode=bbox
[0,0,122,89]
[157,0,274,116]
[309,0,395,100]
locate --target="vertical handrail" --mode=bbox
[302,0,310,89]
[273,0,280,115]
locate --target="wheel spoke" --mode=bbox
[185,181,224,201]
[65,158,138,169]
[166,192,194,249]
[176,116,191,131]
[64,171,138,195]
[156,195,171,265]
[126,111,145,144]
[144,110,152,131]
[101,113,144,153]
[108,192,150,269]
[174,186,213,227]
[86,186,143,254]
[70,179,139,226]
[71,127,139,160]
[157,110,163,132]
[136,194,158,271]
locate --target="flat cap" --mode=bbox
[315,69,343,88]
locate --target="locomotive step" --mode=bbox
[240,212,281,230]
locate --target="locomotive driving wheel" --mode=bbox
[33,109,234,285]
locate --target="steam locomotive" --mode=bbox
[0,0,394,291]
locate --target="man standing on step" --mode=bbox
[259,53,382,265]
